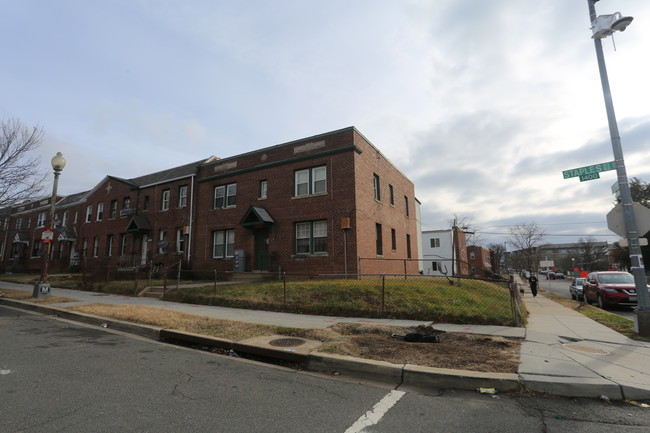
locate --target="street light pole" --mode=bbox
[33,152,66,298]
[587,1,650,335]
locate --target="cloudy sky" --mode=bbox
[3,0,649,248]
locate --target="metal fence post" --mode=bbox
[214,269,218,295]
[283,272,287,310]
[380,274,385,317]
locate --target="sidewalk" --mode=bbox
[2,279,650,400]
[516,276,650,400]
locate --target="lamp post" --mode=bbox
[32,152,66,298]
[587,0,650,335]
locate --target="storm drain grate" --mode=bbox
[269,338,306,347]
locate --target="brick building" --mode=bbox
[467,245,493,277]
[0,127,420,275]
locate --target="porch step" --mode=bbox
[138,286,165,299]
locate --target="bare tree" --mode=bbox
[448,213,482,246]
[569,237,608,271]
[508,221,546,273]
[0,118,47,207]
[488,243,506,273]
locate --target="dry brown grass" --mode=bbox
[0,288,76,304]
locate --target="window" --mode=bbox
[161,189,170,211]
[431,261,439,272]
[373,174,381,201]
[389,184,394,206]
[73,212,78,224]
[109,200,117,219]
[158,230,167,254]
[375,223,383,256]
[85,205,92,223]
[296,220,327,254]
[143,196,150,211]
[120,234,127,256]
[430,238,440,248]
[212,229,235,258]
[93,237,99,258]
[15,218,22,230]
[123,197,130,210]
[404,196,410,217]
[96,203,104,221]
[37,212,46,228]
[391,228,397,251]
[469,251,476,260]
[107,235,113,257]
[62,211,68,227]
[295,166,326,197]
[259,180,268,199]
[176,228,185,253]
[178,185,187,208]
[214,183,237,209]
[82,237,88,257]
[406,234,412,259]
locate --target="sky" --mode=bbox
[3,0,650,249]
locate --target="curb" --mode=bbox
[0,297,627,399]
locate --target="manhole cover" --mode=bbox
[269,338,306,347]
[564,343,610,355]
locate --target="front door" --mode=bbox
[254,229,269,271]
[141,234,149,265]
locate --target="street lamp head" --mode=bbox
[51,152,66,172]
[591,12,633,39]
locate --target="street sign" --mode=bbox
[40,229,54,243]
[606,202,650,237]
[562,161,615,181]
[618,238,649,247]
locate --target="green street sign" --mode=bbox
[562,161,615,181]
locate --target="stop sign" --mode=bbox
[607,202,650,237]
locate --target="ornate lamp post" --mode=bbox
[33,152,66,298]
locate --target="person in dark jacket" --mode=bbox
[529,272,538,297]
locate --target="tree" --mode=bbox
[0,118,47,207]
[569,236,608,271]
[629,177,650,207]
[507,221,546,273]
[488,243,506,273]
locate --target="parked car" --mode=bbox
[546,272,556,280]
[569,278,586,301]
[555,272,565,279]
[583,271,650,309]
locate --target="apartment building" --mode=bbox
[0,127,420,275]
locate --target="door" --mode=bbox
[254,229,269,271]
[141,234,149,265]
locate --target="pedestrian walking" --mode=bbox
[529,272,538,297]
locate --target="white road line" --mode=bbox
[344,390,406,433]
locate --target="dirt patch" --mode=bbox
[311,324,521,373]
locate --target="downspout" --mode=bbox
[187,174,195,263]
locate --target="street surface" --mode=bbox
[537,276,635,320]
[2,305,650,432]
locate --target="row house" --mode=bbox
[467,245,493,277]
[0,127,420,275]
[420,228,469,276]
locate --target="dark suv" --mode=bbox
[583,271,649,309]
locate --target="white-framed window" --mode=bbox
[470,251,476,260]
[431,261,440,272]
[212,229,235,258]
[109,200,117,219]
[93,237,99,258]
[259,180,268,199]
[295,166,326,197]
[158,230,167,254]
[15,218,22,230]
[96,203,104,221]
[214,183,237,209]
[120,234,127,256]
[37,212,46,228]
[373,174,381,201]
[178,185,187,208]
[85,205,92,223]
[26,218,31,228]
[161,189,170,211]
[176,228,185,253]
[107,235,113,257]
[73,211,78,224]
[62,211,69,227]
[143,195,150,211]
[295,220,327,254]
[82,237,88,257]
[430,238,440,248]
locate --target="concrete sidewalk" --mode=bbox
[2,279,649,400]
[517,278,650,400]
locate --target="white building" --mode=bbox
[421,229,454,276]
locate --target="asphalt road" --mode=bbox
[2,305,650,432]
[538,276,636,320]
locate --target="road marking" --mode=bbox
[344,390,405,433]
[0,369,12,375]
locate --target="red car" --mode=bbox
[583,271,649,309]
